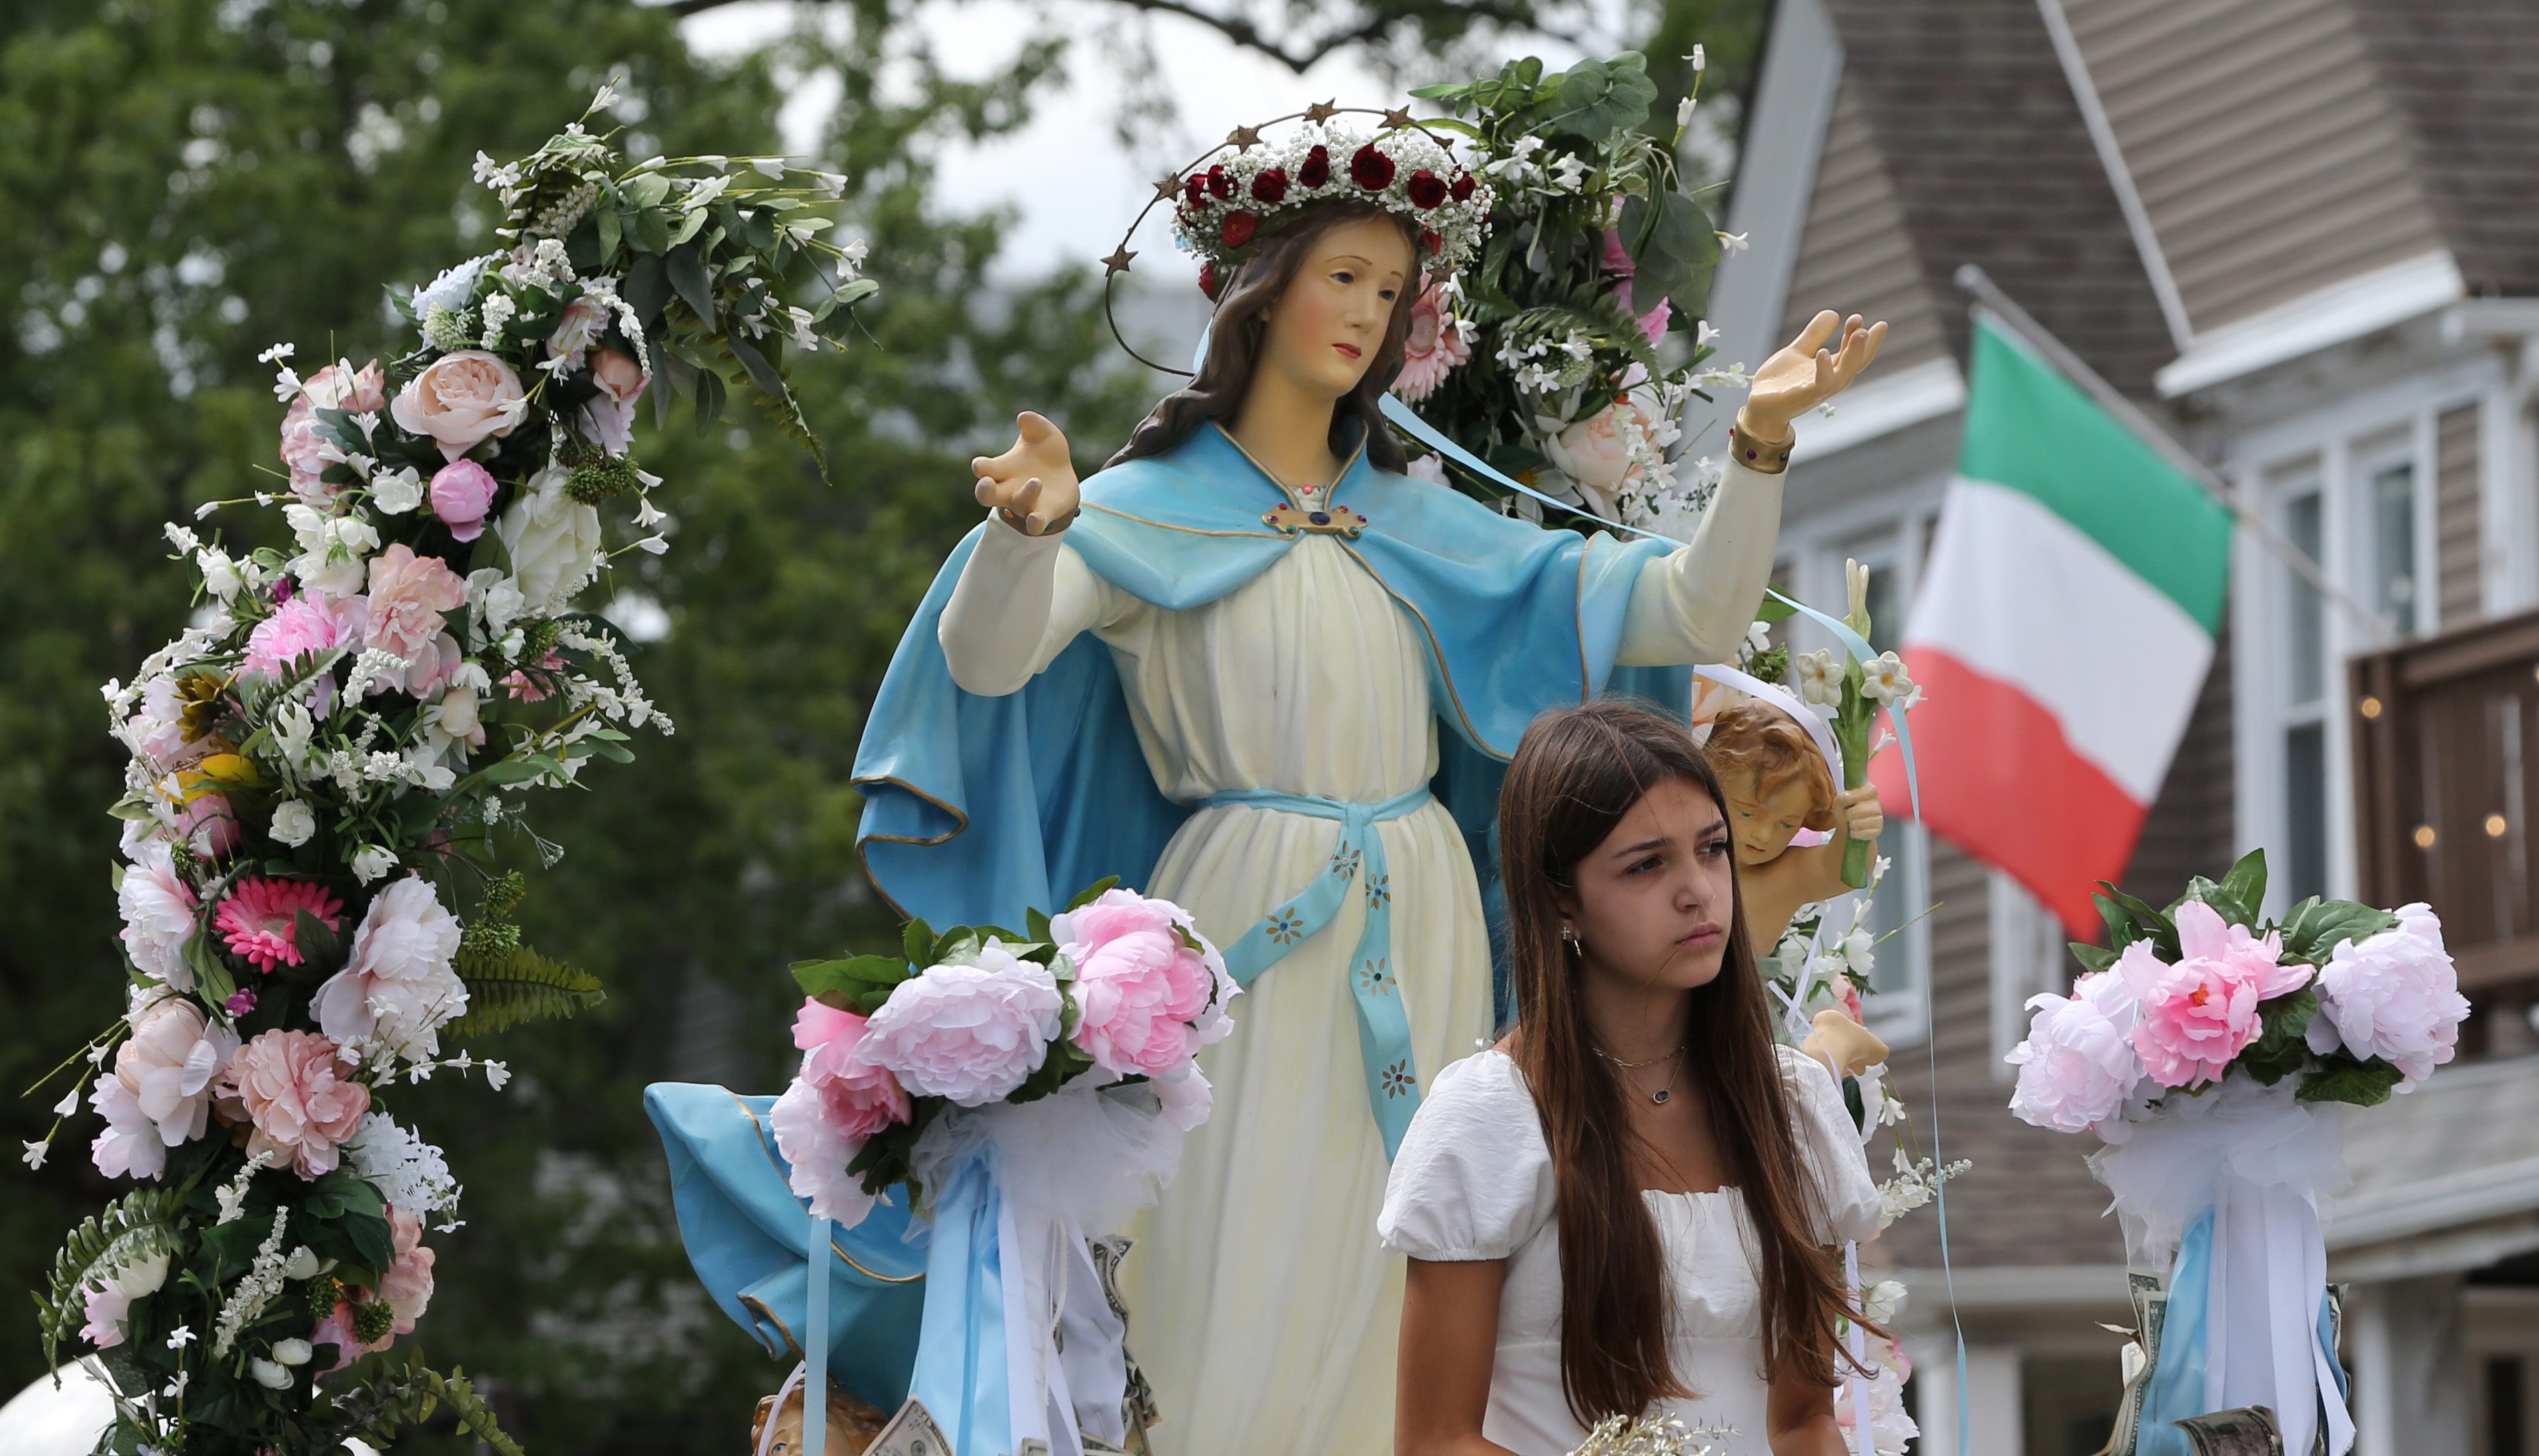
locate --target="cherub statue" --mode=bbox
[1702,697,1884,951]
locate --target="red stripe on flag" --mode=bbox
[1869,648,2149,940]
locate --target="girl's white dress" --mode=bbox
[938,450,1786,1453]
[1376,1045,1883,1455]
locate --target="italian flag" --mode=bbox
[1881,315,2233,937]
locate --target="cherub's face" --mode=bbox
[1720,770,1817,866]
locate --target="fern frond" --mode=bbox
[419,1365,527,1456]
[448,944,605,1038]
[39,1189,187,1369]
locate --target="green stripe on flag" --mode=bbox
[1960,317,2233,634]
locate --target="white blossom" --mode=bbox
[370,466,424,515]
[268,800,316,847]
[350,845,397,883]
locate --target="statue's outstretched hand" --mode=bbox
[971,412,1081,536]
[1739,310,1887,442]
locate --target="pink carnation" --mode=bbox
[214,878,346,971]
[858,942,1064,1107]
[361,544,467,664]
[216,1029,371,1179]
[1055,891,1219,1078]
[1392,281,1471,403]
[241,591,357,678]
[2305,902,2469,1089]
[428,460,499,542]
[2115,900,2312,1088]
[2006,969,2143,1133]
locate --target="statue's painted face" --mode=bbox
[1256,213,1414,404]
[1720,768,1817,867]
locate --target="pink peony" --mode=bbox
[89,992,239,1179]
[390,349,525,462]
[1392,281,1471,402]
[241,590,359,678]
[857,942,1063,1107]
[2006,969,2144,1133]
[771,1076,878,1227]
[1055,892,1219,1078]
[792,998,912,1130]
[378,1208,436,1335]
[217,1029,370,1178]
[576,347,649,457]
[311,875,466,1062]
[214,878,346,971]
[2305,902,2469,1089]
[428,460,499,542]
[2115,900,2312,1088]
[118,840,199,987]
[361,544,466,664]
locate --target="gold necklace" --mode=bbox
[1594,1045,1687,1105]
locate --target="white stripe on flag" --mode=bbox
[1905,477,2213,804]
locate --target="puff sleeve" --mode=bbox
[1778,1044,1885,1244]
[1378,1052,1556,1262]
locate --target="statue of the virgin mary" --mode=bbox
[851,115,1885,1453]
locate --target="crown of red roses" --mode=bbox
[1100,105,1496,357]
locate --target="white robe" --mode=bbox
[935,454,1783,1454]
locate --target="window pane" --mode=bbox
[1868,830,1917,996]
[2286,721,2327,902]
[2285,492,2325,706]
[2370,459,2417,638]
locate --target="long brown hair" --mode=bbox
[1498,699,1861,1423]
[1106,198,1420,473]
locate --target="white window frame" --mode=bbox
[2228,363,2491,914]
[1775,479,1947,1048]
[1989,870,2071,1082]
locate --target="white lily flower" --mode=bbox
[1861,650,1917,705]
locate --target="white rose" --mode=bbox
[270,800,317,847]
[437,688,483,744]
[350,846,396,884]
[197,548,241,601]
[495,466,604,608]
[371,466,425,515]
[389,349,526,462]
[270,1337,313,1365]
[250,1359,292,1389]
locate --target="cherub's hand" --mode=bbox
[1839,784,1883,844]
[971,412,1081,536]
[1737,310,1887,442]
[1800,1008,1890,1079]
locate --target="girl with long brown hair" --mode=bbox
[1383,699,1881,1455]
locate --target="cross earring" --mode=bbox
[1560,925,1582,954]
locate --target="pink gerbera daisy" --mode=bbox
[213,878,346,972]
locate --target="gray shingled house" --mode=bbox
[1692,1,2539,1451]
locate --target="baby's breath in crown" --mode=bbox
[1159,108,1494,297]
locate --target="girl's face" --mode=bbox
[1257,214,1414,404]
[1559,776,1738,992]
[1720,767,1818,866]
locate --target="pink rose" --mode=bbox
[378,1208,436,1335]
[2115,900,2312,1088]
[576,347,649,458]
[857,942,1064,1107]
[428,460,499,542]
[361,544,466,664]
[215,1029,371,1179]
[89,993,238,1180]
[791,998,913,1134]
[241,590,357,678]
[390,349,524,462]
[1392,281,1471,403]
[2007,969,2144,1133]
[2304,902,2469,1089]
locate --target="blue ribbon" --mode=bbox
[909,1156,1011,1456]
[1380,392,1971,1456]
[1205,785,1432,1160]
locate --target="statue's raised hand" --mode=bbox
[1738,310,1888,442]
[972,412,1081,536]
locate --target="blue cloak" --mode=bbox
[852,422,1694,949]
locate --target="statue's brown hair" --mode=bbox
[1704,700,1840,832]
[1106,199,1421,474]
[1497,698,1866,1423]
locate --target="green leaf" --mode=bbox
[2179,875,2255,932]
[2071,942,2117,975]
[927,926,984,967]
[1754,594,1799,623]
[2298,1054,2406,1108]
[790,954,910,1004]
[2219,848,2267,922]
[2237,986,2317,1085]
[596,206,622,263]
[1548,53,1658,140]
[691,366,726,438]
[418,1367,527,1456]
[1066,875,1122,910]
[2095,891,2146,951]
[1025,906,1052,944]
[664,243,716,326]
[624,253,669,323]
[726,334,786,401]
[901,917,935,969]
[2278,898,2400,966]
[445,944,606,1038]
[190,936,237,1010]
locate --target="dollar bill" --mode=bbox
[1017,1443,1050,1456]
[866,1399,953,1456]
[2173,1405,2283,1456]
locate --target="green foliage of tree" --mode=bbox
[0,2,1147,1451]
